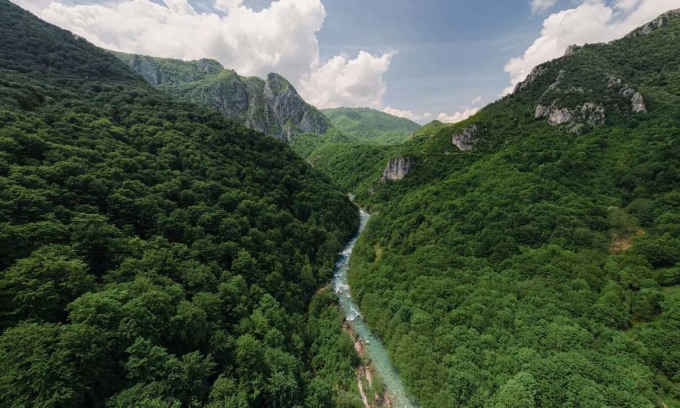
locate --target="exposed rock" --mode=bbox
[263,73,331,141]
[628,9,680,36]
[631,92,647,113]
[535,104,571,125]
[122,53,331,141]
[535,101,605,131]
[564,44,581,57]
[606,76,647,113]
[578,102,606,126]
[451,124,478,151]
[514,65,548,93]
[606,76,622,88]
[546,70,566,92]
[382,157,414,181]
[548,107,573,125]
[129,55,162,86]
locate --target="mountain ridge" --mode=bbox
[0,1,362,406]
[115,52,332,141]
[294,9,680,408]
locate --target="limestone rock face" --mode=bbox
[452,124,479,151]
[631,92,647,113]
[382,157,414,181]
[129,55,162,85]
[535,102,605,132]
[548,107,573,125]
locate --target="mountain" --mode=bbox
[304,9,680,408]
[115,53,331,141]
[322,107,421,145]
[0,1,362,407]
[289,108,420,184]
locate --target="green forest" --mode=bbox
[322,12,680,408]
[320,108,420,145]
[1,0,680,407]
[0,1,364,407]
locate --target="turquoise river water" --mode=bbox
[332,210,419,408]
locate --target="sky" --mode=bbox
[11,0,680,124]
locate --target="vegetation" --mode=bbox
[291,107,422,196]
[0,1,361,407]
[321,108,420,145]
[309,12,680,408]
[113,52,331,141]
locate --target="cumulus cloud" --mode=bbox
[382,106,433,123]
[11,0,394,109]
[436,96,484,124]
[300,51,396,109]
[504,0,680,95]
[437,108,479,124]
[531,0,557,14]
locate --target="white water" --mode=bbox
[333,210,419,408]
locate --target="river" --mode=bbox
[333,209,419,408]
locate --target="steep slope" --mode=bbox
[0,1,360,407]
[322,107,421,145]
[312,9,680,408]
[290,108,420,190]
[115,53,332,141]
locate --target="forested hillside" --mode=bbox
[0,1,362,406]
[314,10,680,408]
[322,108,420,145]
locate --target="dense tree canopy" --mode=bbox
[302,12,680,408]
[0,1,360,406]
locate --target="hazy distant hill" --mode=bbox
[322,107,420,145]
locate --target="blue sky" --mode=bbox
[316,0,547,117]
[13,0,680,123]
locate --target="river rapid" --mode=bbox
[332,209,419,408]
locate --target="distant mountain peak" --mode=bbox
[116,52,330,141]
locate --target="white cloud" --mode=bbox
[300,50,396,109]
[382,106,433,123]
[11,0,394,109]
[437,108,479,124]
[531,0,557,14]
[505,0,680,95]
[436,96,484,124]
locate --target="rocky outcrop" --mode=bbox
[382,157,414,181]
[607,76,647,113]
[628,9,680,36]
[120,53,330,141]
[535,101,605,132]
[261,73,331,141]
[631,92,647,113]
[452,124,479,151]
[564,44,581,57]
[127,55,222,86]
[129,55,162,85]
[514,65,548,93]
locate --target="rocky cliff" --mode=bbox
[512,40,652,133]
[382,157,414,181]
[116,53,331,141]
[451,124,479,151]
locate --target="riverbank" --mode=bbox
[332,210,419,408]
